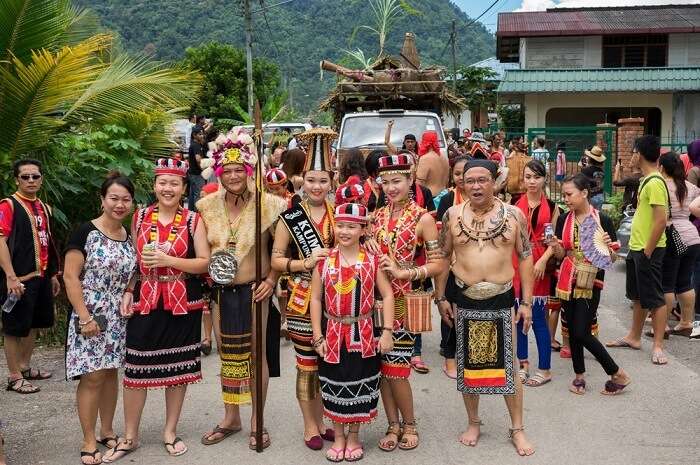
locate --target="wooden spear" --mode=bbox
[253,100,265,453]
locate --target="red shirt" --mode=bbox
[0,194,50,273]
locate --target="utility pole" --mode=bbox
[451,20,457,93]
[244,0,254,117]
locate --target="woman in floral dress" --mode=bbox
[64,174,137,465]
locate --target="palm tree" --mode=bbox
[0,0,201,159]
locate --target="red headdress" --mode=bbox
[418,130,440,156]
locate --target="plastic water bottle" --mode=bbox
[2,293,19,313]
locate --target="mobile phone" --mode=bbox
[74,314,108,334]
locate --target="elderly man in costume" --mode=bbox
[434,158,536,457]
[197,128,286,450]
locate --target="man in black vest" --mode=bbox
[0,159,60,394]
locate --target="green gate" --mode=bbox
[527,126,616,201]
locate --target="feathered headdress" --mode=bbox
[210,127,258,177]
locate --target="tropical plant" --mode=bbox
[455,65,497,113]
[0,0,201,238]
[340,48,375,71]
[351,0,420,57]
[181,42,282,121]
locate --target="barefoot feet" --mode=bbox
[509,428,535,456]
[459,419,481,447]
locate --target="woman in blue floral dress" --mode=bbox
[64,174,137,465]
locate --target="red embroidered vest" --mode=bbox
[132,206,204,315]
[320,247,377,364]
[372,201,425,296]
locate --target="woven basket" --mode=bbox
[404,290,433,333]
[575,262,598,290]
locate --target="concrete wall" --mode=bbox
[524,37,585,69]
[669,33,700,66]
[523,92,673,137]
[672,93,700,141]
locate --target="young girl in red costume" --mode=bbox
[310,185,394,462]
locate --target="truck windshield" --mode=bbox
[340,115,445,149]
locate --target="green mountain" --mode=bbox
[76,0,495,114]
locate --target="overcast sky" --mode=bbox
[453,0,700,31]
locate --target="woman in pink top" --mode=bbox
[658,152,700,337]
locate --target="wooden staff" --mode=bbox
[253,100,265,453]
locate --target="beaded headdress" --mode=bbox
[296,128,337,172]
[155,158,188,177]
[377,154,413,176]
[265,167,287,187]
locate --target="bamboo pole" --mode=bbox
[253,100,264,453]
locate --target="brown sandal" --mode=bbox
[6,377,40,394]
[249,428,271,450]
[398,421,419,450]
[378,422,401,452]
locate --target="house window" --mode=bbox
[602,35,668,68]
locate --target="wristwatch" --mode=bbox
[434,296,448,305]
[519,301,532,308]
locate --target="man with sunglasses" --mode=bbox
[0,159,61,394]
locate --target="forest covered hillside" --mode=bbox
[77,0,496,113]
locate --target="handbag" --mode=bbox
[574,261,598,290]
[404,290,433,333]
[641,174,688,257]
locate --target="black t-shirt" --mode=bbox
[613,173,642,210]
[555,210,616,281]
[188,141,204,176]
[581,165,604,195]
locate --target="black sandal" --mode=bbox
[102,439,137,463]
[97,437,120,449]
[80,449,101,465]
[20,367,52,380]
[164,437,187,457]
[201,340,212,356]
[6,377,40,394]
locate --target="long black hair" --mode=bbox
[660,151,688,206]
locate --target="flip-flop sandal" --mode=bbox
[6,377,40,394]
[410,357,429,374]
[200,340,212,356]
[601,379,631,395]
[518,367,529,383]
[20,368,52,380]
[97,437,120,449]
[551,341,562,352]
[525,373,552,387]
[102,440,138,463]
[669,327,693,337]
[325,447,345,462]
[164,437,187,457]
[605,338,640,350]
[80,449,101,465]
[569,378,586,395]
[651,351,668,365]
[201,425,241,445]
[249,429,271,450]
[644,329,669,340]
[345,445,364,462]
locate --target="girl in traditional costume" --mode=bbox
[366,154,442,452]
[310,189,395,462]
[549,174,631,396]
[271,129,337,450]
[103,158,210,462]
[513,160,562,387]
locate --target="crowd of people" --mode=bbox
[1,120,699,465]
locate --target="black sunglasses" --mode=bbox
[19,174,42,181]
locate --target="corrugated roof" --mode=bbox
[497,67,700,93]
[468,57,520,81]
[498,5,700,37]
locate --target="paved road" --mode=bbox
[1,263,699,465]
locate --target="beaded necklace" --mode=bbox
[378,201,415,257]
[150,205,183,249]
[329,248,365,295]
[456,199,510,250]
[303,200,335,247]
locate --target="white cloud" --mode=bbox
[516,0,699,11]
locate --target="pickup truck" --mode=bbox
[336,109,447,161]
